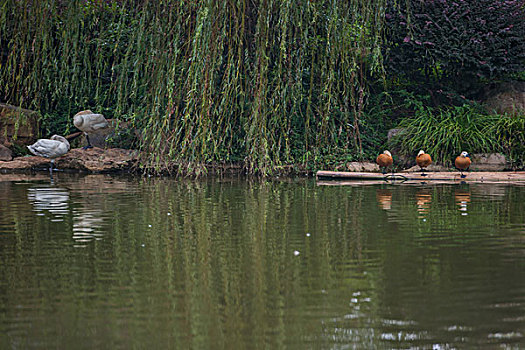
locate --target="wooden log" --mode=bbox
[316,170,525,183]
[65,131,83,141]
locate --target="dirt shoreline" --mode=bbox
[0,147,310,176]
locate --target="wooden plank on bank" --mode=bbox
[316,170,525,183]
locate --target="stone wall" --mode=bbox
[0,103,39,147]
[482,81,525,115]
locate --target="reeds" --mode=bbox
[0,0,387,175]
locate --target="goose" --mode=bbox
[27,135,70,173]
[73,110,109,149]
[376,150,393,174]
[416,150,432,176]
[455,151,471,178]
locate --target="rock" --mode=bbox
[58,147,138,172]
[0,103,39,146]
[0,147,139,173]
[393,154,415,168]
[0,155,48,171]
[0,144,13,161]
[387,128,406,141]
[470,153,508,171]
[385,129,415,168]
[346,162,380,172]
[482,81,525,115]
[402,163,450,172]
[77,119,134,149]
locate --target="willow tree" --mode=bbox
[0,0,387,175]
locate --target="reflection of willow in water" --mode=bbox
[68,175,138,246]
[1,177,525,348]
[101,179,380,348]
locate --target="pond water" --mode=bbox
[0,174,524,349]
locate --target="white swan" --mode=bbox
[27,135,70,173]
[73,110,109,149]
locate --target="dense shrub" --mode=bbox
[385,0,525,96]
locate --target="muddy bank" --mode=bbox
[0,148,308,176]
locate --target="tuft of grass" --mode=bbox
[389,104,502,166]
[489,114,525,169]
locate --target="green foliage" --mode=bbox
[509,71,525,82]
[105,126,137,150]
[39,113,71,139]
[390,104,496,165]
[9,143,30,157]
[385,0,525,95]
[1,0,522,175]
[489,114,525,169]
[0,0,388,175]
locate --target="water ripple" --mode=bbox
[27,186,69,219]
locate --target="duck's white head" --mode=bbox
[460,151,469,158]
[418,150,425,156]
[383,150,392,157]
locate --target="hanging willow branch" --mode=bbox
[0,0,387,175]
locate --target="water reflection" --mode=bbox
[72,209,105,244]
[455,189,471,215]
[471,184,507,199]
[27,186,69,220]
[0,175,524,349]
[23,175,137,246]
[376,189,392,210]
[69,175,137,246]
[415,189,432,219]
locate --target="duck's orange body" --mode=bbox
[455,151,471,178]
[416,152,432,168]
[376,151,393,174]
[455,155,471,170]
[376,154,393,168]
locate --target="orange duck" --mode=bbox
[455,151,471,178]
[416,150,432,176]
[376,150,393,174]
